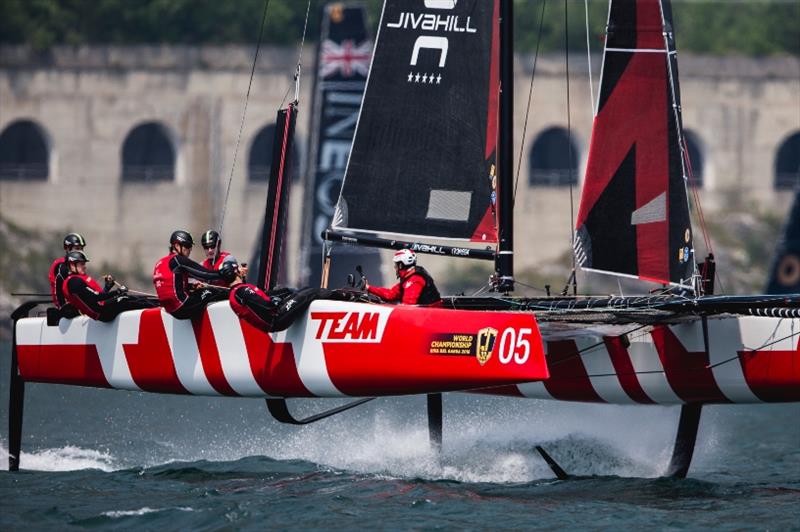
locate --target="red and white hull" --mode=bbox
[489,316,800,404]
[15,300,548,398]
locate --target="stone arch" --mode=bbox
[528,127,579,186]
[775,131,800,190]
[683,129,704,188]
[248,123,300,184]
[0,119,50,181]
[121,122,176,182]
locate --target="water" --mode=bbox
[1,342,799,530]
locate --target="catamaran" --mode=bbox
[8,0,799,478]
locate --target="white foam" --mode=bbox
[0,444,117,472]
[102,507,194,518]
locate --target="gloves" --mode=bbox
[104,275,116,292]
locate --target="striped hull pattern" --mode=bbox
[493,316,800,404]
[14,300,548,398]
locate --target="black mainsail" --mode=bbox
[574,0,695,288]
[332,0,500,244]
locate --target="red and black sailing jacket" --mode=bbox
[62,273,108,320]
[49,257,71,308]
[202,251,231,287]
[367,266,442,306]
[153,252,224,313]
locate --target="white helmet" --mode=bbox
[393,249,416,268]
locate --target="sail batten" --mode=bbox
[576,0,694,288]
[332,0,500,244]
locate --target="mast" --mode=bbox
[496,0,515,292]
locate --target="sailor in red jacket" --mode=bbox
[49,232,87,317]
[62,251,154,322]
[199,229,249,286]
[366,249,442,305]
[153,230,228,319]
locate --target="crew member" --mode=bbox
[62,251,155,322]
[49,232,87,317]
[200,229,247,286]
[153,230,228,319]
[365,249,442,305]
[225,259,357,332]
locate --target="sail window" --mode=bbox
[528,127,579,186]
[121,122,175,182]
[775,132,800,190]
[248,123,300,183]
[683,129,704,188]
[0,120,49,181]
[426,190,472,222]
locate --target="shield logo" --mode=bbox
[476,327,498,366]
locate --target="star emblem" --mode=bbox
[407,72,413,82]
[436,74,442,84]
[422,73,428,83]
[414,73,421,83]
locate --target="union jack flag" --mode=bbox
[320,39,372,79]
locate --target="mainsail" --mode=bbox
[575,0,694,287]
[332,0,500,243]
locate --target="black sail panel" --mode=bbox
[575,0,694,287]
[333,0,499,243]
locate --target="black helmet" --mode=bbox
[218,256,240,283]
[63,233,86,250]
[170,230,194,248]
[201,230,220,249]
[66,250,90,263]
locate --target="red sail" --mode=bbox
[575,0,694,287]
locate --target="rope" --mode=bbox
[513,0,548,203]
[583,0,595,110]
[219,0,272,239]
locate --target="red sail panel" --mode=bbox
[575,0,694,287]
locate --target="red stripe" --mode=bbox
[542,340,604,402]
[17,345,111,388]
[239,320,311,397]
[192,315,238,396]
[484,0,500,159]
[264,104,293,289]
[739,344,800,402]
[651,326,730,403]
[122,309,188,394]
[603,337,655,404]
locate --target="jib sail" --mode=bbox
[332,0,500,243]
[575,0,694,287]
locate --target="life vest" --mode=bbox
[153,253,186,313]
[229,284,275,330]
[202,251,231,286]
[62,273,103,319]
[400,266,442,305]
[49,257,68,307]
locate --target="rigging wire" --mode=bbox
[513,0,548,204]
[219,0,272,239]
[281,0,313,109]
[564,0,578,296]
[583,0,595,110]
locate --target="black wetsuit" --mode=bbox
[64,275,158,322]
[230,286,356,332]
